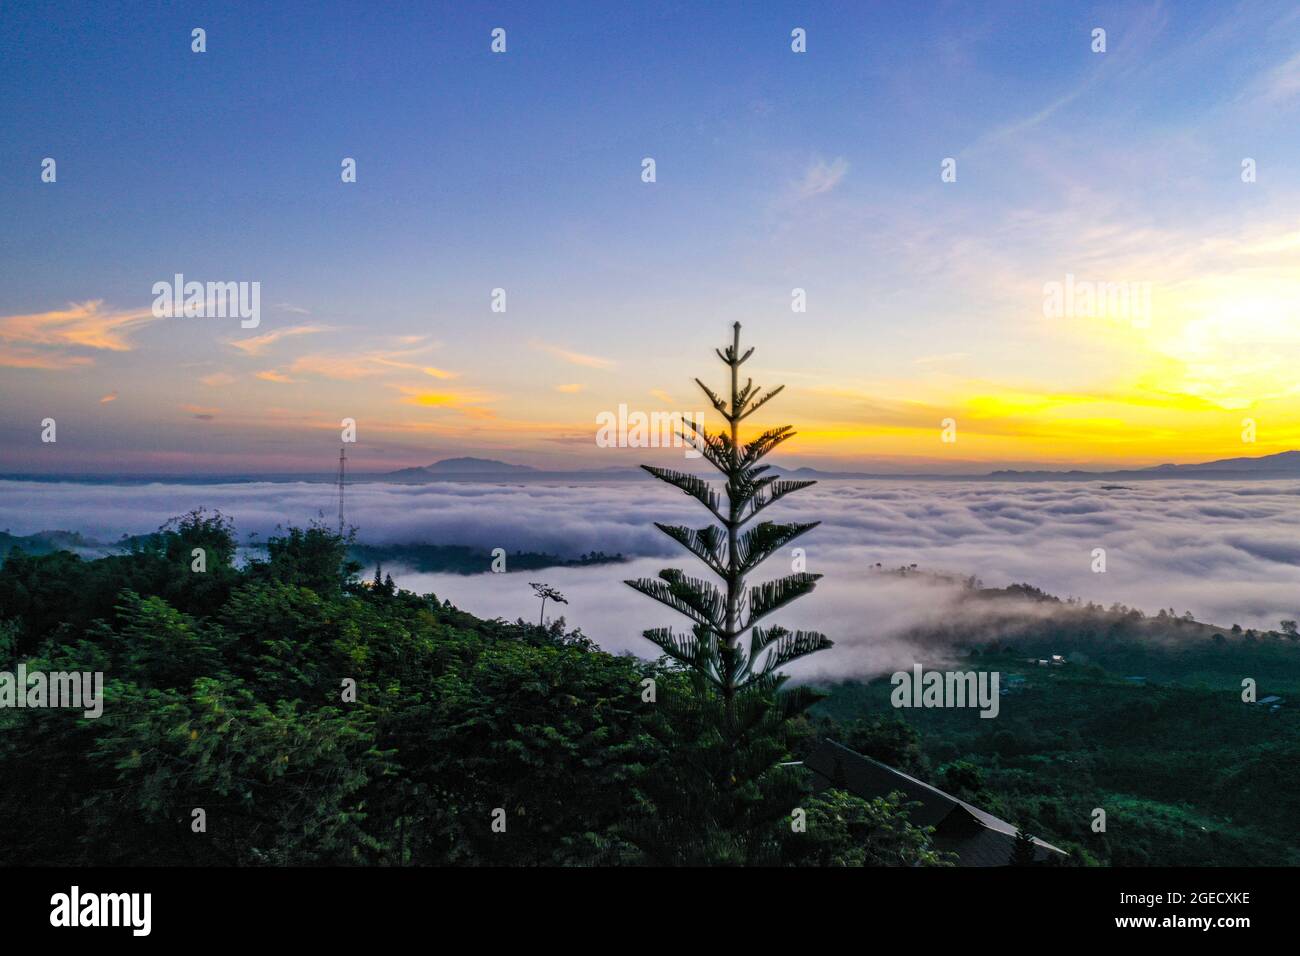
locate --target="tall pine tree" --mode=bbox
[624,323,833,863]
[626,322,831,707]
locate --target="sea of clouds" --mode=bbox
[3,478,1298,679]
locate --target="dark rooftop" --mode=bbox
[803,738,1068,867]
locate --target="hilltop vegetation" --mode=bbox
[348,542,625,575]
[812,587,1300,866]
[0,511,934,866]
[4,510,1296,866]
[0,528,620,577]
[0,529,98,559]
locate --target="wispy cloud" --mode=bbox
[281,340,457,382]
[369,356,458,379]
[1252,48,1300,103]
[792,157,848,199]
[0,347,93,370]
[0,300,161,368]
[285,353,383,380]
[536,343,616,369]
[963,88,1089,156]
[99,392,118,404]
[555,383,585,393]
[225,324,325,356]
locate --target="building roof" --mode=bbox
[803,738,1068,867]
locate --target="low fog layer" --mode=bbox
[3,478,1298,677]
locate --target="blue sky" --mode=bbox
[3,1,1300,473]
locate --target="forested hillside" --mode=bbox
[0,511,935,866]
[5,510,1295,866]
[811,595,1300,866]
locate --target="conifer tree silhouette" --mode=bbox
[623,323,835,863]
[626,322,832,714]
[530,582,568,628]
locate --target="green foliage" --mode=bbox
[622,671,813,864]
[112,591,229,688]
[410,634,656,864]
[0,496,933,866]
[781,789,953,867]
[350,542,625,575]
[247,521,359,595]
[0,509,241,655]
[937,760,986,800]
[0,513,663,865]
[814,640,1300,866]
[818,714,929,777]
[84,678,388,864]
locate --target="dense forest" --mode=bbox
[0,527,624,575]
[3,509,1297,866]
[813,582,1300,866]
[348,541,625,575]
[0,510,945,866]
[6,313,1297,869]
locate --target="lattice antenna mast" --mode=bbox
[336,446,347,535]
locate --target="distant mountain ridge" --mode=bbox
[758,450,1300,481]
[386,457,538,480]
[988,449,1300,480]
[10,451,1300,485]
[382,450,1300,483]
[424,457,537,474]
[382,457,632,483]
[1143,450,1300,473]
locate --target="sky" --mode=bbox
[4,0,1300,474]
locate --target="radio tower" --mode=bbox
[336,446,347,536]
